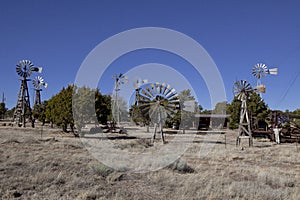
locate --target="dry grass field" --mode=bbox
[0,125,299,199]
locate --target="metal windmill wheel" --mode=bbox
[137,82,180,143]
[233,80,252,100]
[16,60,34,78]
[252,63,268,79]
[32,76,48,90]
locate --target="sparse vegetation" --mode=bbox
[90,163,115,177]
[0,126,299,199]
[166,158,195,173]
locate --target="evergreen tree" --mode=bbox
[227,92,270,129]
[45,85,112,132]
[32,101,47,125]
[95,89,112,125]
[45,85,74,132]
[73,86,97,131]
[0,102,7,119]
[165,89,200,129]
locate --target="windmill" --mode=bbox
[134,82,180,144]
[233,80,253,146]
[13,60,42,127]
[132,78,148,106]
[252,63,278,96]
[112,73,128,126]
[32,76,48,106]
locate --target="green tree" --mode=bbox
[73,86,97,131]
[129,104,150,126]
[5,107,15,118]
[227,92,269,129]
[95,90,112,125]
[290,109,300,127]
[166,89,199,129]
[46,85,112,132]
[0,102,7,119]
[46,85,74,132]
[32,101,48,125]
[213,101,228,115]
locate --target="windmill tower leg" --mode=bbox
[158,112,165,144]
[152,123,157,143]
[236,100,253,146]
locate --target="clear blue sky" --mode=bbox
[1,0,300,111]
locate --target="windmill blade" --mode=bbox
[140,87,154,100]
[165,88,177,99]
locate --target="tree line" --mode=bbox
[32,85,112,132]
[2,86,299,132]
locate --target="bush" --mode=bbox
[90,163,114,177]
[166,158,194,174]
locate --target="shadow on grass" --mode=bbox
[82,135,137,140]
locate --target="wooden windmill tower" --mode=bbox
[233,80,254,146]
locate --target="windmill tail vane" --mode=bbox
[267,68,278,75]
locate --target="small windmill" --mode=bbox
[233,80,253,146]
[133,78,148,106]
[134,82,180,144]
[252,63,278,96]
[32,76,48,106]
[13,60,42,127]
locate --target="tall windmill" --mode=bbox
[13,60,42,127]
[252,63,278,96]
[233,80,253,146]
[32,76,48,106]
[112,73,128,126]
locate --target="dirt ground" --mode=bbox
[0,125,299,200]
